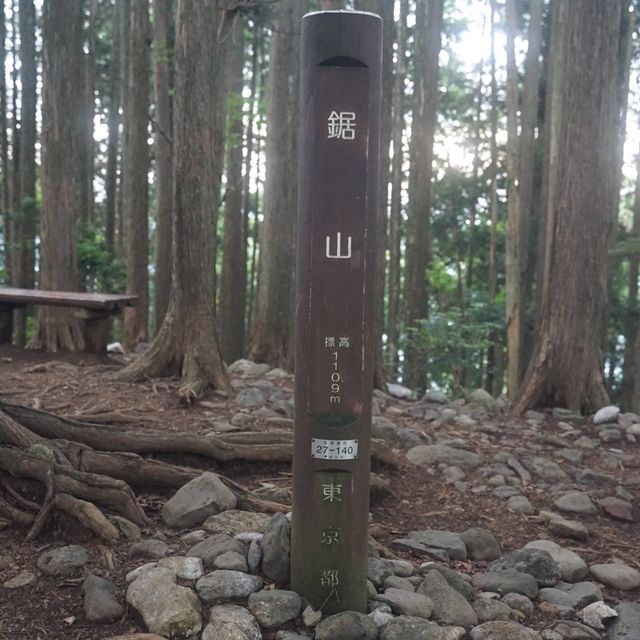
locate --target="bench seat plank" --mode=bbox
[0,288,138,311]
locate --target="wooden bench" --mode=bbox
[0,288,138,353]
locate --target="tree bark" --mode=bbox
[0,4,9,289]
[403,0,444,390]
[14,0,37,346]
[122,0,150,350]
[504,0,522,399]
[219,17,246,364]
[115,0,230,401]
[152,0,173,334]
[622,137,640,409]
[387,0,409,378]
[116,0,130,257]
[77,0,98,229]
[514,1,622,414]
[31,0,84,351]
[104,0,123,253]
[248,0,305,370]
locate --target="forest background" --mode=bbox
[0,0,639,415]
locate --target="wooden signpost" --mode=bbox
[291,11,382,614]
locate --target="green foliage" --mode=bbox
[77,225,125,293]
[405,298,503,395]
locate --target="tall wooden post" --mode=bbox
[291,11,382,614]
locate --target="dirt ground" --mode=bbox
[0,344,638,640]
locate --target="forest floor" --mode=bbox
[0,344,638,640]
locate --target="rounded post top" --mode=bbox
[303,10,383,22]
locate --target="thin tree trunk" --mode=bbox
[105,0,122,252]
[219,17,246,364]
[403,0,444,390]
[504,0,521,400]
[115,0,230,401]
[621,137,640,409]
[77,0,98,229]
[485,0,500,394]
[116,0,130,258]
[152,0,173,333]
[122,0,150,350]
[14,0,37,346]
[0,3,9,288]
[248,0,305,369]
[514,0,621,414]
[387,0,409,378]
[518,0,544,371]
[31,0,84,351]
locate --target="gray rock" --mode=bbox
[423,389,448,404]
[467,389,496,409]
[82,573,123,623]
[598,496,638,522]
[574,437,600,450]
[248,589,302,628]
[228,359,270,377]
[589,563,640,591]
[379,616,444,640]
[261,513,290,585]
[196,570,263,604]
[493,486,522,499]
[387,383,413,399]
[236,387,269,408]
[525,457,569,483]
[110,515,142,541]
[506,496,535,514]
[158,556,204,581]
[407,530,467,561]
[3,570,36,589]
[202,604,261,640]
[315,611,378,640]
[187,533,246,568]
[552,492,598,516]
[593,405,620,425]
[541,512,590,541]
[37,545,89,576]
[384,575,416,591]
[125,562,157,583]
[417,570,478,628]
[407,444,483,470]
[501,593,534,617]
[609,602,640,640]
[418,564,474,601]
[461,528,502,561]
[126,567,202,638]
[556,449,584,465]
[247,539,262,574]
[213,549,249,572]
[386,559,415,578]
[579,601,617,630]
[0,554,12,571]
[489,549,560,587]
[130,539,170,560]
[472,571,539,599]
[369,556,394,587]
[276,633,310,640]
[372,417,422,450]
[203,510,271,536]
[469,621,542,640]
[575,468,616,486]
[472,598,519,623]
[550,620,601,640]
[524,540,588,582]
[376,588,434,619]
[162,472,238,528]
[538,581,602,611]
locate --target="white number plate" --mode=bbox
[311,438,358,460]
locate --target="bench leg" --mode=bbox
[83,315,111,354]
[0,305,13,343]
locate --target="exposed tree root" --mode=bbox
[0,400,397,541]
